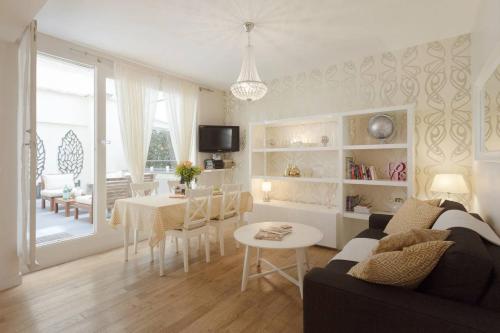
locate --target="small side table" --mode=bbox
[234,222,323,298]
[54,198,75,217]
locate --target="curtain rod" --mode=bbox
[69,47,216,93]
[69,47,114,65]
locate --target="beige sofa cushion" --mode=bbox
[40,189,63,198]
[43,174,74,190]
[348,240,454,288]
[75,195,92,205]
[384,198,444,234]
[373,229,450,254]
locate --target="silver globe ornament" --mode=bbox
[367,114,394,140]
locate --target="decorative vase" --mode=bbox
[180,176,192,190]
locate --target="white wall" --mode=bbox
[227,35,473,205]
[0,40,21,290]
[37,89,94,189]
[197,88,226,164]
[472,0,500,234]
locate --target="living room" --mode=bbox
[1,0,500,332]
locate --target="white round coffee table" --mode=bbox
[234,222,323,298]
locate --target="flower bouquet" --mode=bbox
[175,161,202,189]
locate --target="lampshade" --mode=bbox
[261,181,272,192]
[430,174,469,194]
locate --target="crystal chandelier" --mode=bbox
[230,22,267,102]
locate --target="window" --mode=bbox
[146,127,176,171]
[145,96,177,172]
[106,80,177,174]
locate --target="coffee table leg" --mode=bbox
[150,243,154,263]
[124,224,129,262]
[256,247,261,268]
[304,248,310,272]
[241,245,251,292]
[296,248,306,299]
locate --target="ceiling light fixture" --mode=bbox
[230,22,267,102]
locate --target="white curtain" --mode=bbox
[162,78,199,163]
[17,21,37,270]
[114,63,159,184]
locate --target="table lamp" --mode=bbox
[430,173,469,199]
[262,181,272,202]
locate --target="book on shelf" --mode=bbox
[345,195,360,212]
[345,157,378,180]
[353,205,372,215]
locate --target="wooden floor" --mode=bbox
[0,234,335,333]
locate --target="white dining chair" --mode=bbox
[129,181,157,256]
[130,182,157,197]
[210,184,242,256]
[166,180,186,246]
[167,180,180,193]
[166,187,212,273]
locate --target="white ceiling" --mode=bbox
[0,0,47,42]
[36,0,480,90]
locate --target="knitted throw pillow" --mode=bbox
[348,240,454,289]
[384,198,444,234]
[373,229,450,254]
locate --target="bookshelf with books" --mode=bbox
[248,104,415,248]
[340,105,414,222]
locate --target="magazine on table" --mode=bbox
[255,224,293,241]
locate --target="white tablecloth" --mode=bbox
[110,192,253,246]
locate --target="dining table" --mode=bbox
[109,191,254,273]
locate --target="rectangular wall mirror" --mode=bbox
[475,52,500,161]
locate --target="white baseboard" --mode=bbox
[0,272,21,291]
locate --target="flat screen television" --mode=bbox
[198,125,240,153]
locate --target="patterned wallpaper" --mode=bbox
[226,34,472,208]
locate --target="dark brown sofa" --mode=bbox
[303,201,500,333]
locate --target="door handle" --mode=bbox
[101,140,111,145]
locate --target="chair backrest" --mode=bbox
[184,187,213,230]
[144,173,155,182]
[168,180,181,192]
[219,184,242,220]
[42,173,75,190]
[106,177,131,209]
[130,182,157,197]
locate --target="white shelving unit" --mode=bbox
[343,143,407,150]
[252,175,340,183]
[343,210,394,221]
[342,179,408,187]
[248,104,415,249]
[252,146,339,153]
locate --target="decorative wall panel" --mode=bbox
[226,34,472,208]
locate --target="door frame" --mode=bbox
[32,34,124,269]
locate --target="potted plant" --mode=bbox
[175,161,201,189]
